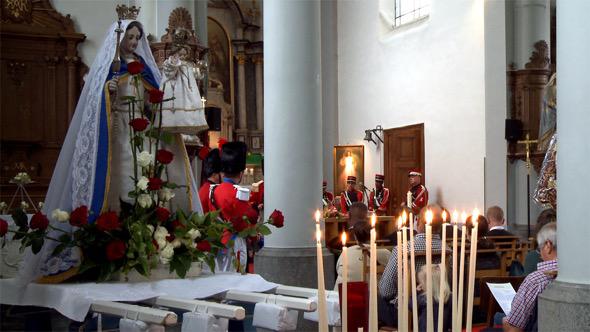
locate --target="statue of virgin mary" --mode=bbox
[18,18,202,284]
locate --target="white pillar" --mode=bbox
[193,0,208,46]
[253,54,264,131]
[321,0,338,191]
[263,0,321,248]
[236,53,248,130]
[539,1,590,330]
[513,0,550,69]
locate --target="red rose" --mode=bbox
[156,149,174,165]
[231,217,249,233]
[221,229,232,245]
[170,220,185,231]
[0,218,8,236]
[96,211,120,232]
[269,209,285,228]
[148,89,164,103]
[129,118,150,132]
[166,234,175,242]
[30,212,49,230]
[148,178,163,190]
[155,207,170,222]
[198,146,211,160]
[70,206,88,227]
[106,240,126,261]
[196,240,212,252]
[127,61,144,75]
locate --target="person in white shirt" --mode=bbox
[486,205,514,237]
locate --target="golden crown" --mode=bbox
[116,5,140,20]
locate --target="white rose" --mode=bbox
[51,209,70,222]
[157,238,167,249]
[158,188,175,202]
[182,238,194,247]
[160,256,171,265]
[187,229,201,240]
[171,239,182,248]
[146,225,155,234]
[137,151,153,168]
[20,201,29,209]
[38,201,44,209]
[160,244,175,259]
[0,202,7,211]
[136,176,149,191]
[154,226,169,240]
[137,194,153,208]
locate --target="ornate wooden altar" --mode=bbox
[507,41,552,171]
[0,0,86,206]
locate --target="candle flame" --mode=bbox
[402,210,407,224]
[397,216,403,229]
[425,209,433,225]
[472,208,480,226]
[442,210,448,223]
[371,213,376,228]
[460,211,467,225]
[452,210,459,224]
[341,231,347,245]
[314,210,321,223]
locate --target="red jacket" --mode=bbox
[208,182,259,231]
[410,184,428,215]
[198,181,215,213]
[369,187,390,216]
[340,190,363,214]
[323,191,335,207]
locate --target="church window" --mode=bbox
[393,0,430,28]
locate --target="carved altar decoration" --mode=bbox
[0,0,86,205]
[507,40,552,171]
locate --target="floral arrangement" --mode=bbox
[10,172,33,185]
[0,61,284,282]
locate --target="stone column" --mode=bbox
[193,0,208,46]
[256,0,334,289]
[513,0,550,69]
[235,53,248,139]
[538,1,590,330]
[253,54,264,131]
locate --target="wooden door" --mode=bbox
[383,124,425,214]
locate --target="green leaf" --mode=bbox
[31,237,44,254]
[52,243,68,256]
[258,224,272,236]
[12,209,28,229]
[78,260,98,274]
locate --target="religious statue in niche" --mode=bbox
[160,30,209,134]
[538,73,556,151]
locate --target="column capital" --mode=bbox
[235,53,248,65]
[251,54,264,65]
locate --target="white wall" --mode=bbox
[338,0,486,211]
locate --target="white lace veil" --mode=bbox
[17,20,162,284]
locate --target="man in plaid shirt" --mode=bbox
[504,222,558,331]
[378,205,446,326]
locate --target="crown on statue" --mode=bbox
[116,5,140,20]
[172,29,191,47]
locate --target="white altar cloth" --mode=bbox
[0,273,277,322]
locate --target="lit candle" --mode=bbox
[407,200,418,332]
[425,209,434,332]
[451,210,459,332]
[456,211,468,331]
[466,209,480,331]
[438,211,448,332]
[315,210,328,332]
[396,217,403,330]
[402,211,409,331]
[369,213,378,332]
[342,231,348,332]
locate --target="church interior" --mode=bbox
[0,0,588,331]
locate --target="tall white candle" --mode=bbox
[342,232,348,332]
[369,213,378,332]
[456,211,468,331]
[407,208,418,331]
[315,210,328,332]
[397,217,403,330]
[438,211,448,332]
[466,209,479,332]
[451,210,459,332]
[402,212,409,332]
[425,209,434,332]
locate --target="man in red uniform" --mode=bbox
[322,180,334,208]
[198,148,221,213]
[402,168,428,215]
[369,174,390,216]
[340,175,363,215]
[207,141,258,272]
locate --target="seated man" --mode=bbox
[503,222,557,331]
[485,205,514,237]
[327,202,368,250]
